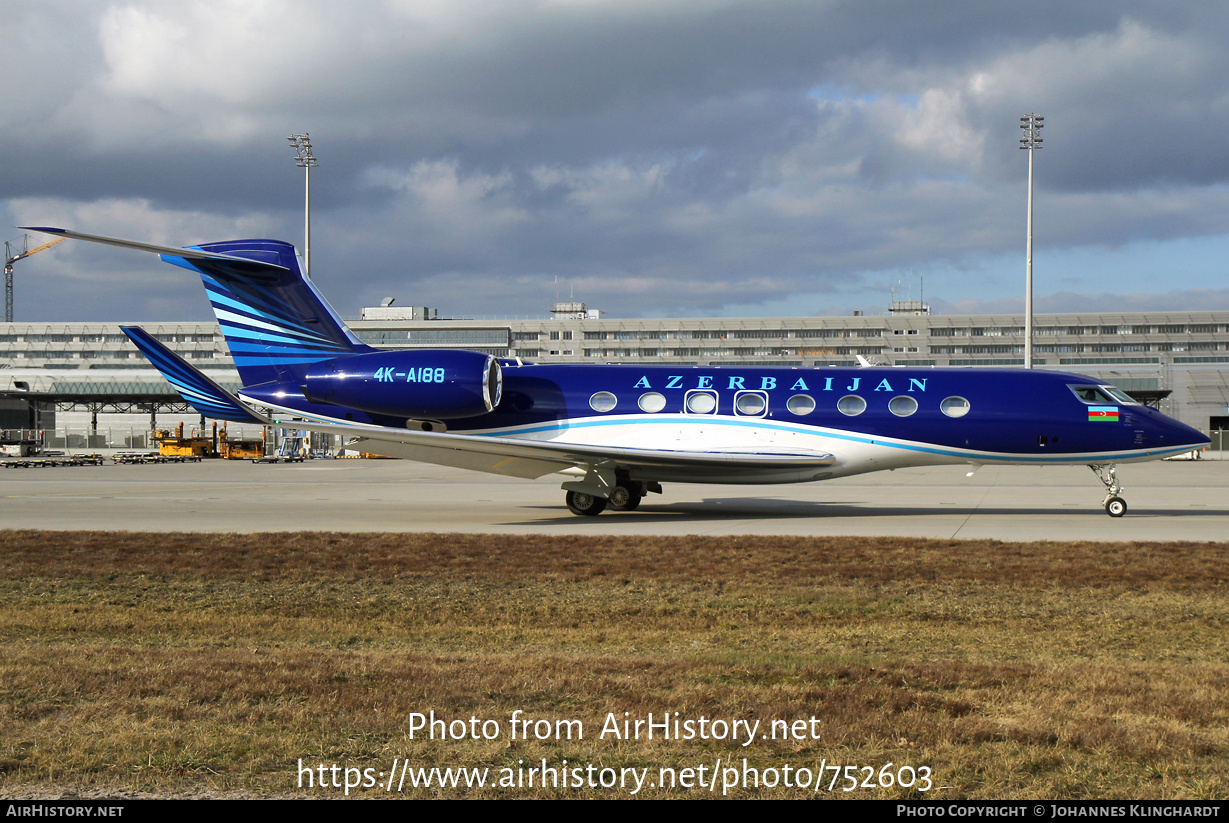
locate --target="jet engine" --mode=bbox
[302,350,502,419]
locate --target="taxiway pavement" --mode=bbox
[2,457,1225,540]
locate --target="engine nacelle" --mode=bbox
[302,350,502,419]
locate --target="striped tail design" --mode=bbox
[158,239,374,386]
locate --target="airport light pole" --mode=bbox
[287,133,318,278]
[1020,113,1043,369]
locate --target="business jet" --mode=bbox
[23,227,1210,517]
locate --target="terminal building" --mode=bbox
[3,303,1228,441]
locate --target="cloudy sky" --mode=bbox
[4,1,1229,323]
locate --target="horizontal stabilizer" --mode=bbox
[122,327,270,424]
[19,226,291,284]
[19,227,289,269]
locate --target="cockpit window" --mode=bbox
[1099,385,1137,405]
[1068,384,1137,405]
[1070,385,1112,404]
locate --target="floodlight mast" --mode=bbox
[287,133,318,279]
[1020,113,1043,369]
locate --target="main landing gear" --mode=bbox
[565,490,606,516]
[563,477,656,516]
[1089,464,1127,517]
[606,482,643,512]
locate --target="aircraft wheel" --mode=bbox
[607,484,642,511]
[565,491,607,516]
[1105,497,1127,518]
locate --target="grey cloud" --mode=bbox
[934,287,1229,316]
[4,1,1229,322]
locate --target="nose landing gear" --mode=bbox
[1089,464,1127,517]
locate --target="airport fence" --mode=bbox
[39,426,269,452]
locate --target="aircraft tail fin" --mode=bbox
[122,326,270,424]
[161,239,374,386]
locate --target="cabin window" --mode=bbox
[787,394,815,415]
[940,396,971,418]
[637,392,666,413]
[685,390,718,414]
[888,396,918,417]
[589,391,617,412]
[837,395,866,416]
[734,391,768,417]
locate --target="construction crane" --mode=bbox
[4,234,66,322]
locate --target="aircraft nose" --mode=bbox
[1158,415,1210,450]
[1129,407,1209,453]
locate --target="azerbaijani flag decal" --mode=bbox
[1088,405,1119,422]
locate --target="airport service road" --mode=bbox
[1,457,1225,541]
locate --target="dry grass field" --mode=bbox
[0,529,1226,799]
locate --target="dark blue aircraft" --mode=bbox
[25,227,1209,517]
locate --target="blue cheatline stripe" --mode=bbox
[164,383,253,421]
[144,360,237,408]
[213,315,312,341]
[461,414,1192,464]
[206,285,318,336]
[202,281,336,341]
[209,304,336,347]
[221,334,345,351]
[209,301,306,332]
[222,332,346,355]
[221,337,345,359]
[227,345,342,361]
[216,322,336,349]
[201,274,305,320]
[208,298,335,344]
[232,355,329,368]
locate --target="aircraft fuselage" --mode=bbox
[248,360,1207,484]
